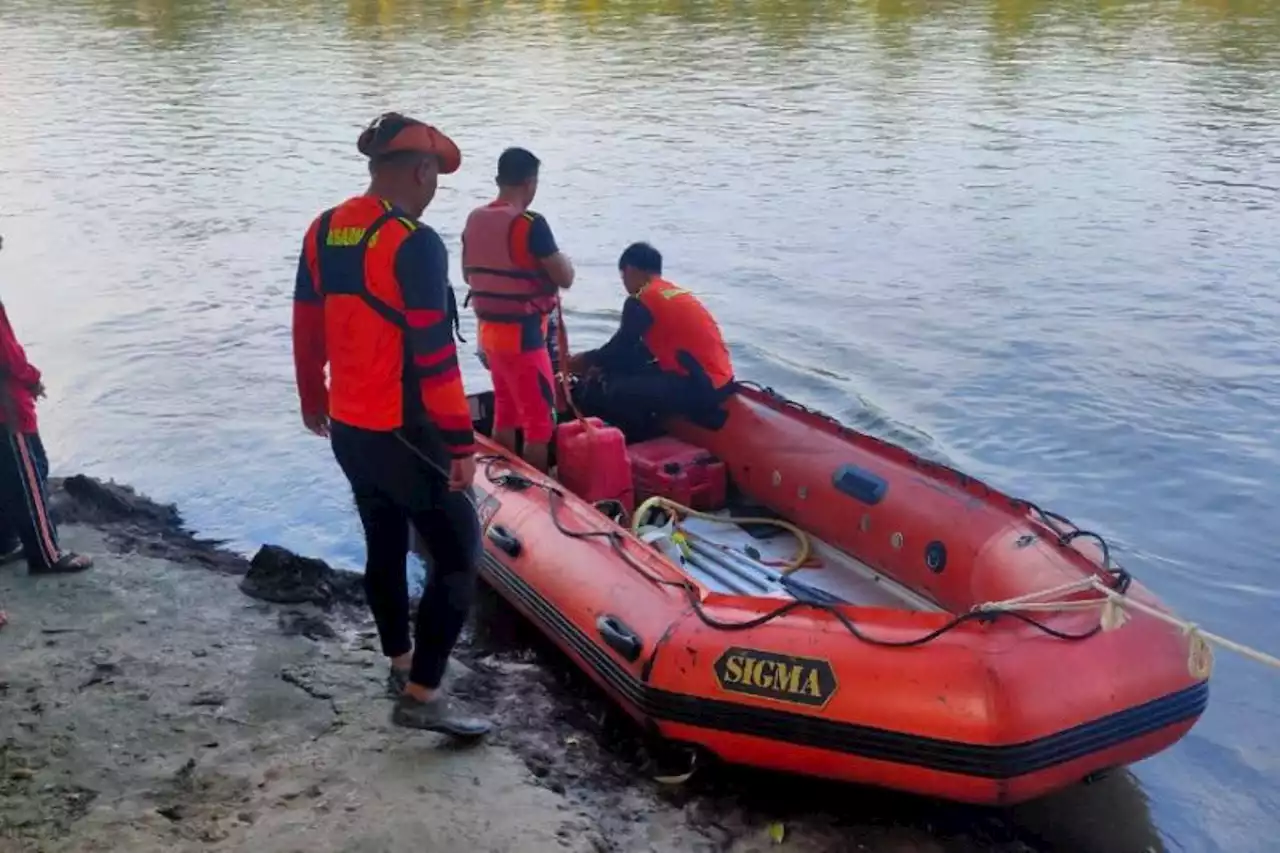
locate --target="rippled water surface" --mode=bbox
[1,1,1278,850]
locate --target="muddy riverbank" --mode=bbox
[0,478,1163,852]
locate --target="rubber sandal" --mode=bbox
[29,552,94,575]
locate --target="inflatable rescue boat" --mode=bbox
[462,383,1210,805]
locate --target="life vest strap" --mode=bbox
[473,309,551,322]
[315,208,408,331]
[468,289,550,300]
[462,265,542,280]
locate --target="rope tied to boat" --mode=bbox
[974,579,1280,677]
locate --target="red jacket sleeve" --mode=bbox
[395,227,475,457]
[0,304,42,388]
[291,218,328,418]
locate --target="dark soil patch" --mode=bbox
[240,544,365,610]
[49,475,246,575]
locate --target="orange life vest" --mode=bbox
[305,197,457,431]
[462,202,558,322]
[637,278,734,390]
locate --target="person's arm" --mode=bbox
[396,228,476,458]
[459,233,471,286]
[291,218,329,430]
[0,304,41,426]
[577,296,653,373]
[0,305,41,389]
[525,214,574,290]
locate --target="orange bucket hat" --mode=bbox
[357,112,462,175]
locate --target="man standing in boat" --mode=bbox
[461,147,575,472]
[291,112,489,740]
[567,242,735,440]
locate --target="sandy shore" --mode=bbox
[0,478,1162,853]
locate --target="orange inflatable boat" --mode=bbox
[462,383,1210,806]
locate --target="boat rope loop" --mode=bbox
[974,579,1280,677]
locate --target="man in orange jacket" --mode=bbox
[0,233,94,579]
[462,147,574,471]
[292,113,488,739]
[568,242,735,440]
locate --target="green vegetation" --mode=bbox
[54,0,1280,66]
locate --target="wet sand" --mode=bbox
[0,478,1161,853]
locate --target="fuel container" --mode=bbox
[555,418,635,511]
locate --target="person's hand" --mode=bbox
[32,381,45,400]
[302,409,330,437]
[448,454,476,491]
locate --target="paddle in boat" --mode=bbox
[456,381,1210,806]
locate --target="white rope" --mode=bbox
[974,578,1280,674]
[974,577,1097,609]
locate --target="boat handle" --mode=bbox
[832,464,888,506]
[596,614,643,663]
[487,525,522,558]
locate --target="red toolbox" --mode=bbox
[628,437,727,511]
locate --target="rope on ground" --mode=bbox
[974,578,1280,677]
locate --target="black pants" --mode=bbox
[575,365,731,442]
[330,422,481,689]
[0,427,61,570]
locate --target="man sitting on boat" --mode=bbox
[566,242,735,440]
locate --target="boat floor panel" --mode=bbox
[677,515,941,612]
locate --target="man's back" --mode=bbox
[638,279,734,389]
[293,195,473,456]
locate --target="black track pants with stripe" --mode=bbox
[0,427,61,570]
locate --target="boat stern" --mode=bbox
[971,593,1210,803]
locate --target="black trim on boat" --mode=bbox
[480,553,1209,780]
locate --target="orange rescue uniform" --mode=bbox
[634,278,734,390]
[573,276,734,439]
[292,195,474,457]
[462,202,563,443]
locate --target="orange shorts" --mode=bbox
[487,347,556,444]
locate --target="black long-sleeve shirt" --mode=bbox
[585,297,654,373]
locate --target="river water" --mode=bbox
[1,0,1277,850]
